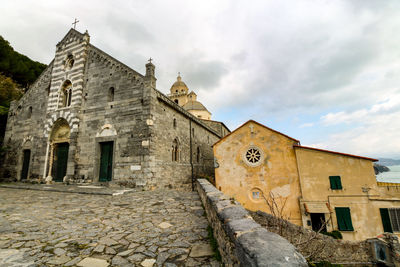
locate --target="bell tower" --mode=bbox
[144,58,156,88]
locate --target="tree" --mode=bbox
[0,74,22,144]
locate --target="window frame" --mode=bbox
[335,207,354,231]
[329,175,343,190]
[381,208,400,232]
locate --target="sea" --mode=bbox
[376,165,400,183]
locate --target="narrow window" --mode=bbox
[335,207,354,231]
[173,118,177,129]
[329,176,342,190]
[192,128,194,137]
[60,80,72,108]
[27,107,32,119]
[108,87,115,102]
[174,99,179,104]
[380,208,393,233]
[196,146,200,163]
[172,139,179,162]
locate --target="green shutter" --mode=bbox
[335,207,354,231]
[380,208,393,233]
[329,176,342,190]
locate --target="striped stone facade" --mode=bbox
[1,29,229,189]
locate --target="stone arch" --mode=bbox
[96,124,117,137]
[50,118,71,143]
[44,115,75,138]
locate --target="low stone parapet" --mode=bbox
[196,178,307,266]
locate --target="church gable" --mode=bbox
[56,28,86,50]
[88,45,143,80]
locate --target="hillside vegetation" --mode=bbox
[0,36,46,87]
[0,35,47,144]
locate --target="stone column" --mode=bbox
[42,141,50,180]
[45,143,54,183]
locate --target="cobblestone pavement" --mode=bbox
[0,188,219,266]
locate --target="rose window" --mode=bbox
[245,148,261,164]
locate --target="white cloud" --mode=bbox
[1,0,400,157]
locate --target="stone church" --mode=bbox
[1,28,229,189]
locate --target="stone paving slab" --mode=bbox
[0,188,219,266]
[0,182,136,196]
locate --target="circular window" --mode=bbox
[249,188,264,202]
[243,146,263,167]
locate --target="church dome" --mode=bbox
[170,73,189,94]
[182,100,208,111]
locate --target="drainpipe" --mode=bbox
[190,119,194,191]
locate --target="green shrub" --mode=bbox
[309,261,342,267]
[207,225,222,261]
[321,230,343,239]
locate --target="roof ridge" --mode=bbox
[213,120,299,147]
[294,145,378,162]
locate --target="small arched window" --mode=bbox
[174,99,179,104]
[196,146,200,163]
[60,80,72,108]
[172,138,179,162]
[108,87,115,102]
[173,118,177,129]
[65,54,74,69]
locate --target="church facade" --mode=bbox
[1,29,229,189]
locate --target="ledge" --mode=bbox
[196,179,307,266]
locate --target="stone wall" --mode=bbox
[149,91,221,190]
[73,44,149,185]
[1,62,53,180]
[196,179,307,266]
[250,210,399,266]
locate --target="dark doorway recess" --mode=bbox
[21,149,31,180]
[310,213,327,232]
[53,142,69,182]
[99,141,113,182]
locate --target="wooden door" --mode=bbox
[20,149,31,180]
[54,143,69,182]
[99,142,113,182]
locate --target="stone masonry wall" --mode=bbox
[250,210,381,265]
[1,62,53,180]
[196,179,307,266]
[74,45,149,185]
[149,91,221,190]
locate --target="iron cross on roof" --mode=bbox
[148,58,153,64]
[72,18,79,29]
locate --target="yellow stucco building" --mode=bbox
[214,120,400,241]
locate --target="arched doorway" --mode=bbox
[47,119,70,182]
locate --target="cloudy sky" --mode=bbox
[1,0,400,159]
